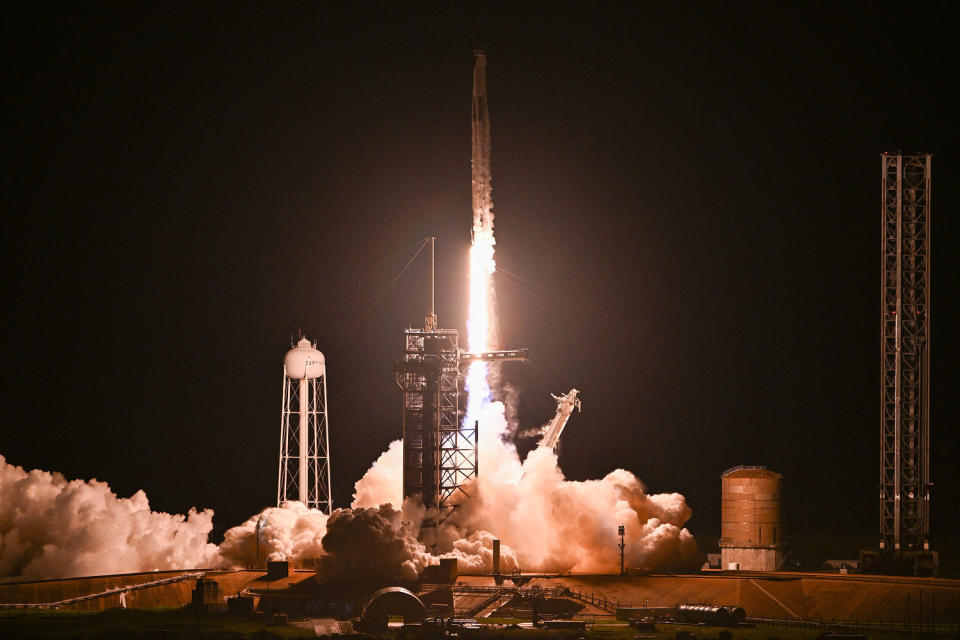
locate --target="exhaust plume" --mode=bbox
[0,455,218,580]
[355,403,701,574]
[219,502,434,590]
[217,501,327,567]
[447,403,701,573]
[351,439,403,509]
[319,505,432,586]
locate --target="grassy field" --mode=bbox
[0,608,315,639]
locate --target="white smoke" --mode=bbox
[442,529,519,574]
[0,455,219,580]
[350,401,701,574]
[218,501,327,567]
[1,403,698,581]
[351,439,403,509]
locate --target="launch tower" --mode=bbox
[397,237,465,521]
[396,239,527,525]
[879,153,933,563]
[277,337,332,514]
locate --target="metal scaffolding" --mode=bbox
[880,153,931,554]
[397,327,466,523]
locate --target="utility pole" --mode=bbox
[618,525,625,575]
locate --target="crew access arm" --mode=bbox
[537,388,581,451]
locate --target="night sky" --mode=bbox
[3,4,957,545]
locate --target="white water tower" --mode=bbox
[277,336,332,513]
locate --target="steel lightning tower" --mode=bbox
[277,336,332,514]
[880,153,932,557]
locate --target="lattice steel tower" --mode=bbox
[395,238,527,527]
[880,153,932,555]
[396,238,471,525]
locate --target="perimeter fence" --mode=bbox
[748,616,960,639]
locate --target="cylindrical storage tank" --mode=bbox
[284,337,325,379]
[720,466,783,547]
[677,604,745,626]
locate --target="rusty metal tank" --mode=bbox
[720,466,783,547]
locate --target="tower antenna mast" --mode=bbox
[426,236,437,331]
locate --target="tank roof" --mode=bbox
[721,465,782,479]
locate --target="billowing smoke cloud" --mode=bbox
[0,455,219,580]
[2,402,698,581]
[353,402,701,574]
[320,505,431,586]
[442,530,519,574]
[449,402,700,572]
[218,501,327,567]
[352,439,403,509]
[218,502,433,590]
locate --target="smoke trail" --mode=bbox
[465,50,498,429]
[455,52,699,573]
[0,455,219,580]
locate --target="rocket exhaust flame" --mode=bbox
[466,50,497,427]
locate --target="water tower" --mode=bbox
[719,465,784,571]
[277,336,332,514]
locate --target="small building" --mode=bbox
[719,466,785,571]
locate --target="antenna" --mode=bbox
[425,236,438,331]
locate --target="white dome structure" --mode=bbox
[284,337,325,380]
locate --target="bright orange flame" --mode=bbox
[465,221,496,422]
[467,222,496,354]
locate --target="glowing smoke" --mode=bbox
[354,402,701,574]
[0,455,219,580]
[351,439,403,509]
[218,501,434,590]
[448,404,700,572]
[2,407,699,581]
[218,501,327,567]
[319,505,432,586]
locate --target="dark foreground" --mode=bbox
[2,609,957,640]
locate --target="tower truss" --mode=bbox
[396,329,528,526]
[880,153,931,553]
[397,327,467,524]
